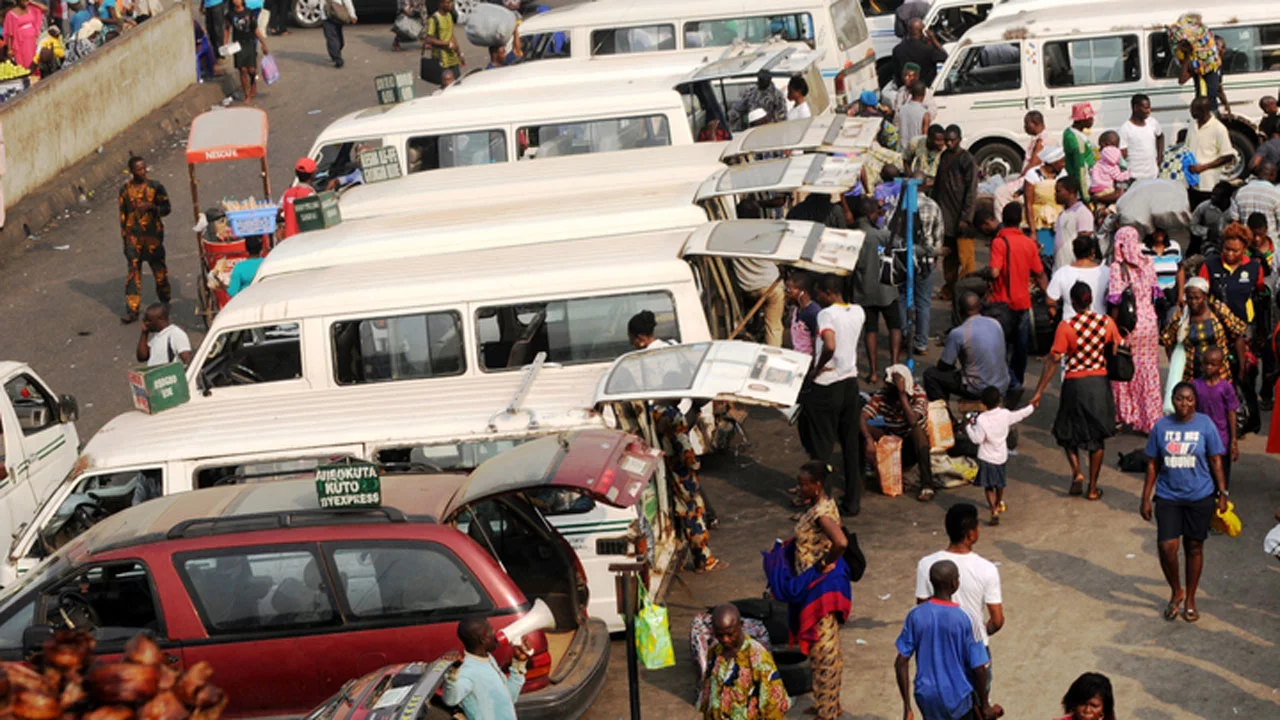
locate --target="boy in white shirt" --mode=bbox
[966,386,1034,526]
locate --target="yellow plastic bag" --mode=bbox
[1212,501,1242,538]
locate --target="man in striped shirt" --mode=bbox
[1228,163,1280,239]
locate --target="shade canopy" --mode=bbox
[186,108,269,165]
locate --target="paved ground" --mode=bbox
[6,8,1279,720]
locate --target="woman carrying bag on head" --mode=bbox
[1109,226,1164,433]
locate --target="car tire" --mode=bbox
[1227,128,1257,180]
[292,0,325,29]
[971,141,1024,182]
[771,648,811,697]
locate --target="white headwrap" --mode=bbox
[885,364,915,394]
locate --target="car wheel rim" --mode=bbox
[980,156,1015,182]
[295,0,323,25]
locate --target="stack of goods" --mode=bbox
[0,61,32,103]
[5,631,228,720]
[221,197,277,238]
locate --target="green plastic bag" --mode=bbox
[635,585,675,669]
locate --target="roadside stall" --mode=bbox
[185,107,273,327]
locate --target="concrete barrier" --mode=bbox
[1,2,196,210]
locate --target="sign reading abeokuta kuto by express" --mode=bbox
[315,461,382,509]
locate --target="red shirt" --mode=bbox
[988,227,1043,311]
[279,185,316,239]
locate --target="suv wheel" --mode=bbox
[972,141,1023,182]
[293,0,325,29]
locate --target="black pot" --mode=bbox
[771,648,811,696]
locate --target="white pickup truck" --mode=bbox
[0,362,79,559]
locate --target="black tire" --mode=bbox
[1227,128,1258,179]
[971,141,1023,182]
[771,648,812,696]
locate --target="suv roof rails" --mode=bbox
[166,506,409,541]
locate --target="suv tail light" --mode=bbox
[524,649,553,691]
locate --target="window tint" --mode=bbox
[332,312,464,385]
[860,0,904,18]
[196,456,355,489]
[930,3,994,45]
[200,323,302,388]
[180,549,337,633]
[4,375,57,435]
[590,25,676,55]
[683,14,813,48]
[476,291,678,371]
[519,115,672,159]
[0,600,34,649]
[937,43,1021,95]
[328,544,488,620]
[1213,25,1280,74]
[520,29,571,59]
[36,469,163,559]
[41,562,160,638]
[377,439,529,473]
[830,0,869,51]
[406,131,507,174]
[1044,35,1139,87]
[314,139,383,189]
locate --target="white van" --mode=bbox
[516,0,878,104]
[0,363,79,554]
[931,0,1280,179]
[3,341,811,630]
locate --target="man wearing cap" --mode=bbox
[892,18,947,86]
[729,69,786,128]
[279,158,317,239]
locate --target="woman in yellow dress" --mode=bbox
[792,462,849,719]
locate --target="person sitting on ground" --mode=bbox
[924,291,1008,404]
[135,303,193,367]
[696,604,791,719]
[440,616,530,720]
[862,365,935,501]
[967,386,1034,525]
[895,560,994,720]
[227,235,264,298]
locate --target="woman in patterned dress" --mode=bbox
[1030,282,1123,501]
[1109,227,1164,433]
[1160,277,1249,382]
[791,461,848,719]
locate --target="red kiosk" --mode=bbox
[185,107,273,327]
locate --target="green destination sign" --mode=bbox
[316,461,382,509]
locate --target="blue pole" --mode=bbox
[903,179,920,372]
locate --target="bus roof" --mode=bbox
[446,49,717,96]
[219,230,696,327]
[521,0,841,33]
[963,0,1276,44]
[337,142,727,221]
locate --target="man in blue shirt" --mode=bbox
[68,0,93,36]
[895,560,995,720]
[440,616,529,720]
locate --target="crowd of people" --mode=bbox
[0,0,163,85]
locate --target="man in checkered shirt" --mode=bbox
[1228,163,1280,238]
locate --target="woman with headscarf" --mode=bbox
[1109,226,1164,432]
[1024,144,1067,265]
[1030,282,1122,500]
[1063,103,1097,204]
[1160,276,1249,383]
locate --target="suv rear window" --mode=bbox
[326,543,489,620]
[179,549,338,633]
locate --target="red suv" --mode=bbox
[0,429,659,720]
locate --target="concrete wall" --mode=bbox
[1,3,196,208]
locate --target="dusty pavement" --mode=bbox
[4,6,1279,720]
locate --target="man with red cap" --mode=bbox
[279,157,317,239]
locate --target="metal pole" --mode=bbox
[904,179,920,372]
[610,561,646,720]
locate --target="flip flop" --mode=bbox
[696,558,729,574]
[1087,488,1104,501]
[1069,478,1085,496]
[917,487,936,502]
[1163,598,1182,621]
[1183,607,1200,623]
[989,514,1000,526]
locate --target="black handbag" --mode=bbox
[420,54,443,84]
[1106,343,1135,382]
[1111,263,1139,336]
[842,528,866,582]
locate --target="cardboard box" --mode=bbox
[295,191,341,233]
[128,362,190,414]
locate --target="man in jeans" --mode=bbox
[891,172,946,355]
[802,274,867,516]
[986,202,1048,389]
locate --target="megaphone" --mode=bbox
[495,599,556,647]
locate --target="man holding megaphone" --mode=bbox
[441,610,542,720]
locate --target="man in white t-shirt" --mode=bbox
[135,302,192,367]
[1118,93,1164,180]
[915,503,1004,680]
[801,273,867,515]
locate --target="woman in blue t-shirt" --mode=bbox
[1140,382,1228,623]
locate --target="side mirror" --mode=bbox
[58,395,79,424]
[22,624,54,660]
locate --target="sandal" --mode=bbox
[917,487,935,502]
[696,558,729,574]
[1086,488,1104,501]
[1183,607,1200,623]
[1068,477,1085,496]
[1163,592,1184,621]
[989,513,1000,526]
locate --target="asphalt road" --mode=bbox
[5,7,1279,720]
